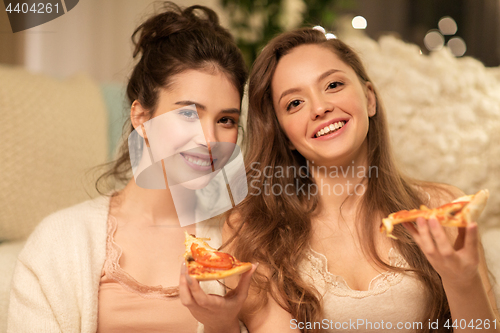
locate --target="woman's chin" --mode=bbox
[177,172,219,190]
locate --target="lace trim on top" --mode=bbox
[102,215,180,299]
[305,247,409,299]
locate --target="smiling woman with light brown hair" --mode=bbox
[224,28,499,333]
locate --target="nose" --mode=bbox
[310,93,333,120]
[194,118,217,149]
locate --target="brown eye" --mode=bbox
[218,117,236,127]
[327,81,343,90]
[287,100,302,111]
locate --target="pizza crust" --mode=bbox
[460,189,489,224]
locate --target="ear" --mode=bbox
[364,82,376,117]
[130,100,151,138]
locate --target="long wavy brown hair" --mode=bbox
[226,28,452,332]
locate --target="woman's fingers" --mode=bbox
[463,223,479,264]
[180,262,258,311]
[428,218,455,257]
[415,217,437,255]
[233,263,258,303]
[179,262,217,308]
[403,218,481,283]
[179,262,195,306]
[454,226,466,250]
[402,222,418,237]
[184,272,212,308]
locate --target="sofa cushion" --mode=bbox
[0,240,26,333]
[482,229,500,309]
[0,65,108,241]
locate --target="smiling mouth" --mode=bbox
[180,152,214,168]
[314,120,347,138]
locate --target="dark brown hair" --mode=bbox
[227,28,451,332]
[96,2,247,192]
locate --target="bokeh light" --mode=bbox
[438,16,458,35]
[448,37,467,56]
[352,16,367,29]
[424,30,445,51]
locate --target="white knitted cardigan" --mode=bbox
[7,196,246,333]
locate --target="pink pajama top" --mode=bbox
[97,216,198,332]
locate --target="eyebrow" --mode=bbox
[277,69,344,104]
[175,100,240,114]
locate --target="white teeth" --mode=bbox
[315,121,346,138]
[185,155,210,166]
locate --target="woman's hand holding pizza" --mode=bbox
[179,233,257,333]
[403,218,480,288]
[395,191,499,331]
[179,262,257,333]
[385,189,489,288]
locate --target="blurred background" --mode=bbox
[1,0,499,84]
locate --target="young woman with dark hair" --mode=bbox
[8,3,254,333]
[224,28,499,332]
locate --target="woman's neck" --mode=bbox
[111,179,196,227]
[311,144,371,215]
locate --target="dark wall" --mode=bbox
[344,0,500,67]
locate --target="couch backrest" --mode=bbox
[0,65,108,241]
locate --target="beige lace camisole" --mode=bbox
[299,247,429,332]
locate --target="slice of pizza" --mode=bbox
[184,232,252,281]
[381,189,489,239]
